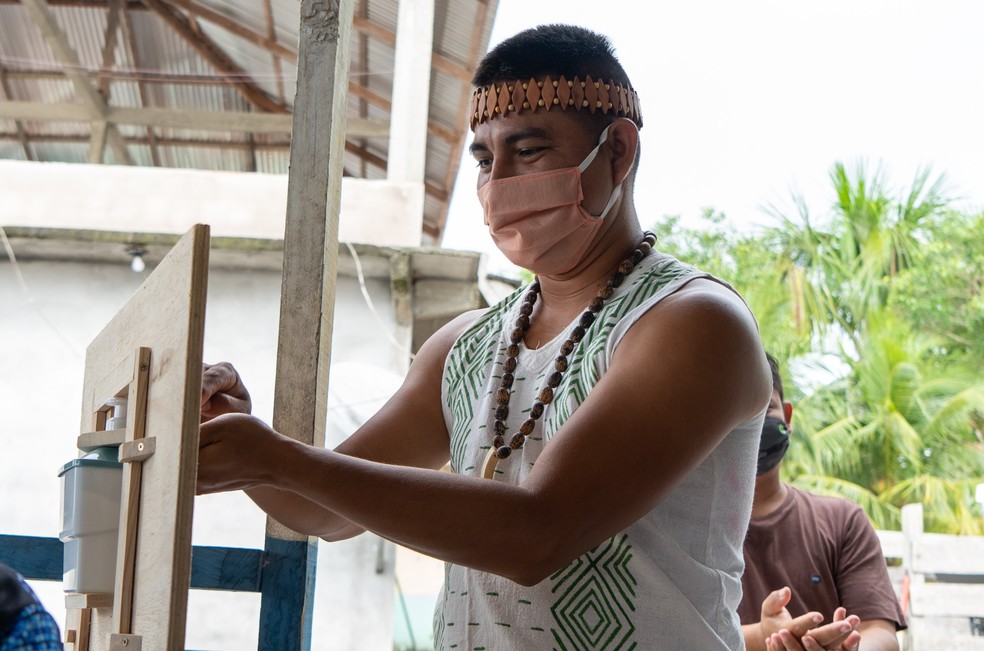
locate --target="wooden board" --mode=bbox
[75,224,209,650]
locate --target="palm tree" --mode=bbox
[784,310,984,534]
[764,160,951,353]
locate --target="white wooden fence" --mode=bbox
[877,503,984,650]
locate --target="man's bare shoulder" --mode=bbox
[614,274,769,420]
[632,275,759,342]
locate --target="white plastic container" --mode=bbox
[58,446,123,594]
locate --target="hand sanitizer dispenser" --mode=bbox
[59,445,123,594]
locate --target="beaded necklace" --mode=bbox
[481,231,658,479]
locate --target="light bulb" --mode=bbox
[130,252,146,273]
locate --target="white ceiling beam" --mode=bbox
[387,0,434,185]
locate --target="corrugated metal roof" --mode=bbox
[0,0,500,244]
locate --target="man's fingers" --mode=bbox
[200,362,252,417]
[839,631,861,651]
[762,587,792,617]
[784,611,823,637]
[800,635,825,651]
[772,630,806,651]
[804,620,856,649]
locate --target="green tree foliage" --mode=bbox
[890,210,984,368]
[651,161,984,533]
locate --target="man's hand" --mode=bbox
[762,587,823,639]
[201,362,252,422]
[766,606,861,651]
[744,587,823,651]
[198,412,289,494]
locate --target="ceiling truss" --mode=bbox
[0,0,498,243]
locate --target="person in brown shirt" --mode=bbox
[740,354,906,651]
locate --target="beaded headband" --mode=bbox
[470,75,643,130]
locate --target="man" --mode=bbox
[198,24,771,649]
[740,354,906,651]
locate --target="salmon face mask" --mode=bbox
[477,125,627,275]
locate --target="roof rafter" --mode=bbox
[118,0,162,165]
[139,0,289,114]
[20,0,134,164]
[161,0,297,62]
[0,100,389,137]
[260,0,286,103]
[0,131,289,150]
[0,66,34,160]
[1,0,476,84]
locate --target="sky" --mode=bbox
[440,0,984,275]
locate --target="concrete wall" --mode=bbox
[0,254,410,649]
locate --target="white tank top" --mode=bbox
[437,251,764,650]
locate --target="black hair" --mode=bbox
[472,24,634,90]
[765,352,784,402]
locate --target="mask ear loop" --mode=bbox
[577,124,612,173]
[580,123,634,220]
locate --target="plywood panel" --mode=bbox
[75,224,209,650]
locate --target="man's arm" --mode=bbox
[199,309,482,539]
[854,620,899,651]
[199,280,771,584]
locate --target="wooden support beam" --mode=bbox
[2,66,456,141]
[0,66,255,85]
[20,0,134,164]
[0,100,291,131]
[20,0,107,119]
[263,0,354,646]
[0,131,290,150]
[88,120,109,163]
[260,0,286,103]
[352,15,471,82]
[0,534,265,593]
[0,66,34,161]
[96,0,123,99]
[140,0,289,114]
[274,0,353,486]
[119,0,163,165]
[160,0,297,63]
[346,80,390,112]
[0,100,389,138]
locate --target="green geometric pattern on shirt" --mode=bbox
[543,256,698,436]
[444,285,524,472]
[549,534,638,651]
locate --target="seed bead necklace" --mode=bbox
[481,230,658,480]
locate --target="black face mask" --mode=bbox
[757,415,789,475]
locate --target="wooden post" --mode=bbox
[901,502,923,651]
[261,1,354,649]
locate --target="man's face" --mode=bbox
[469,111,612,215]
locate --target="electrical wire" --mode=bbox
[394,575,419,651]
[0,225,82,359]
[345,241,415,362]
